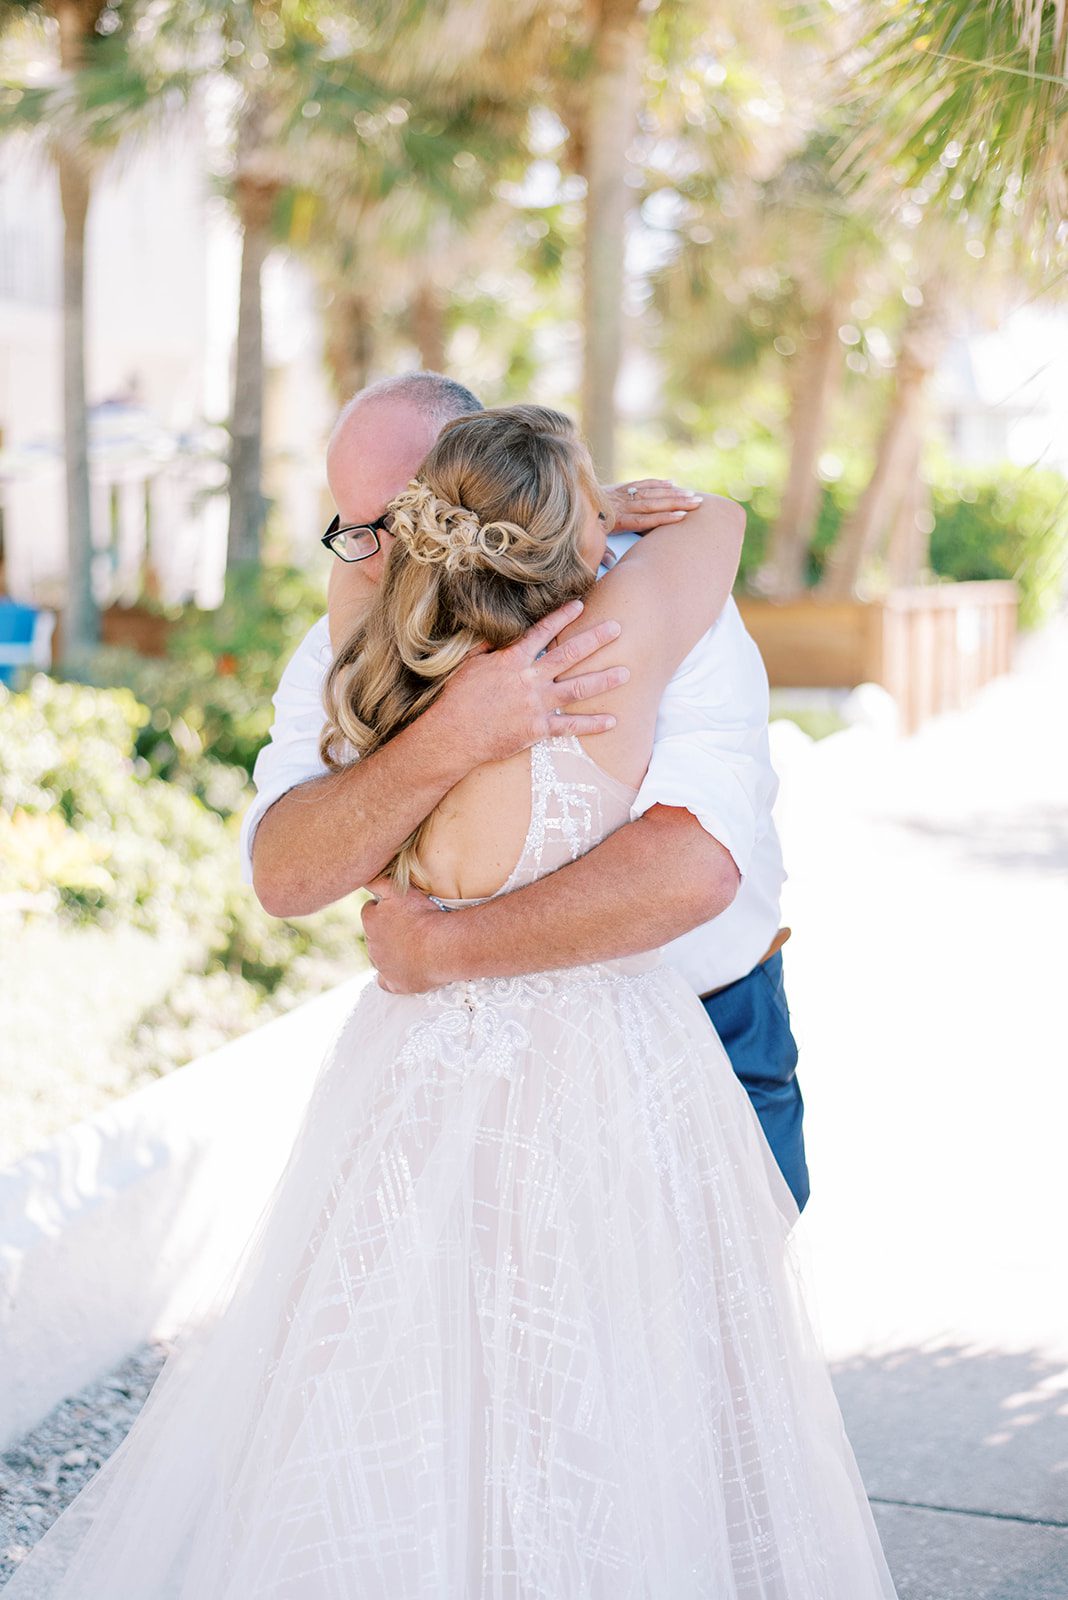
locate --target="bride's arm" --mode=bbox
[363,804,738,991]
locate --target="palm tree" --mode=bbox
[820,0,1068,598]
[2,0,107,663]
[844,0,1068,250]
[52,1,107,661]
[280,15,543,404]
[750,137,876,597]
[650,103,892,598]
[571,0,646,478]
[819,277,949,599]
[209,0,500,571]
[226,78,280,571]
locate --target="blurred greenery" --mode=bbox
[622,431,1068,621]
[928,468,1068,628]
[81,566,327,801]
[0,669,364,1161]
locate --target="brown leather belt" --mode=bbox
[698,927,791,1003]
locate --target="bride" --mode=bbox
[4,405,896,1598]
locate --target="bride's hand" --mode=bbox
[602,479,701,534]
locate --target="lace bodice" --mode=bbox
[431,735,639,911]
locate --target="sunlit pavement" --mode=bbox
[775,623,1068,1599]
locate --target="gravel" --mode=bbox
[0,1343,170,1586]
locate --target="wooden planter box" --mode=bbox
[100,603,173,658]
[737,581,1018,735]
[49,603,174,664]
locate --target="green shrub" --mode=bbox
[0,675,231,935]
[0,676,362,1001]
[82,649,268,810]
[0,809,113,903]
[620,428,1066,622]
[928,466,1068,628]
[66,565,328,809]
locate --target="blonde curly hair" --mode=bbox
[320,404,608,891]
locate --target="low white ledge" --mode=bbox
[0,973,372,1448]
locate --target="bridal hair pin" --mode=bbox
[388,478,518,575]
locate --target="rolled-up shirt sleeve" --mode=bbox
[631,600,779,882]
[238,616,334,884]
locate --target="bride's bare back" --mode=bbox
[414,494,745,902]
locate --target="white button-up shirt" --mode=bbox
[239,534,786,994]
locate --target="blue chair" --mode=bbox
[0,600,56,687]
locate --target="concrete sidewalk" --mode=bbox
[775,625,1068,1599]
[2,632,1064,1596]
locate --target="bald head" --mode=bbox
[330,371,483,448]
[326,371,483,527]
[324,373,484,617]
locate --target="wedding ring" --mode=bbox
[626,486,638,498]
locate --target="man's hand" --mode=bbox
[361,806,741,995]
[362,876,445,994]
[438,598,630,765]
[603,479,701,534]
[252,598,629,918]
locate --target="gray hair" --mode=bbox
[334,371,483,442]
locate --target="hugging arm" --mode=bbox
[246,478,703,917]
[249,602,627,917]
[363,804,740,993]
[367,495,759,993]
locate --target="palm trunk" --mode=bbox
[580,0,644,479]
[54,0,105,666]
[227,186,271,571]
[56,143,97,664]
[760,296,845,596]
[323,286,375,402]
[886,418,929,588]
[821,285,946,598]
[410,281,447,373]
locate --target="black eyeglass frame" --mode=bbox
[320,511,393,563]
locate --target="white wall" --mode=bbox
[0,975,369,1449]
[0,108,335,605]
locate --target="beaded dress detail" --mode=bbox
[3,737,897,1599]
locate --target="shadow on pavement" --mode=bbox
[834,1343,1068,1600]
[892,806,1068,877]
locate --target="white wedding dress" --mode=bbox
[4,736,897,1599]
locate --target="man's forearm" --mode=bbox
[252,601,627,919]
[252,703,471,917]
[424,806,739,983]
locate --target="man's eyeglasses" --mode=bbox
[321,511,394,563]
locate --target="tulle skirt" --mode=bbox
[3,957,896,1599]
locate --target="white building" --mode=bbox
[934,307,1068,475]
[0,110,333,613]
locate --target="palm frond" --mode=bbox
[840,0,1068,249]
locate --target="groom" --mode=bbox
[240,371,809,1211]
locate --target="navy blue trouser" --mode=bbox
[701,951,810,1212]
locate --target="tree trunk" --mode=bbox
[886,418,930,588]
[323,286,375,402]
[409,280,447,373]
[56,143,97,664]
[227,182,273,571]
[759,296,845,596]
[54,0,106,666]
[820,284,947,599]
[580,0,645,480]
